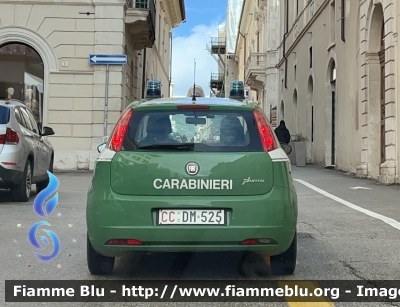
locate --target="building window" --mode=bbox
[310,0,315,19]
[284,0,288,33]
[0,43,44,125]
[330,0,336,43]
[294,23,299,39]
[309,47,313,68]
[293,89,298,134]
[296,0,299,16]
[158,15,161,53]
[162,29,165,62]
[294,65,297,82]
[340,0,345,42]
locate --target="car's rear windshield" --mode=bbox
[0,106,10,124]
[122,109,263,152]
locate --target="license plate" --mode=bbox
[158,209,226,225]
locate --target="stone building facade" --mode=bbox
[276,0,399,184]
[0,0,185,170]
[230,0,279,122]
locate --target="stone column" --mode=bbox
[357,2,370,178]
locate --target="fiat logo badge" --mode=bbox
[186,162,199,176]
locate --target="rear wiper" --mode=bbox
[137,143,195,150]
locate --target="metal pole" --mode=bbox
[104,64,109,137]
[169,31,173,97]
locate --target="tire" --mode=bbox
[87,234,115,275]
[238,251,270,278]
[36,157,53,194]
[11,160,32,202]
[270,231,297,275]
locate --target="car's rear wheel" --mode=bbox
[36,157,54,194]
[270,231,297,275]
[87,234,115,275]
[11,160,32,202]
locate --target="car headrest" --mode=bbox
[220,116,245,144]
[147,115,172,135]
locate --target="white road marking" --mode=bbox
[350,187,371,190]
[294,179,400,231]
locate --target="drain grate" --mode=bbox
[298,232,315,240]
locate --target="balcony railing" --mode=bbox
[126,0,148,9]
[210,73,224,91]
[210,37,226,54]
[245,53,267,71]
[211,37,226,47]
[245,53,267,90]
[211,73,224,81]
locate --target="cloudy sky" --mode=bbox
[171,0,226,97]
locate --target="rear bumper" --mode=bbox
[86,186,298,257]
[0,164,23,188]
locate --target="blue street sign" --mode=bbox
[89,54,127,65]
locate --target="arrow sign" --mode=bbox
[89,54,127,65]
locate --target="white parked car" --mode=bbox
[0,100,55,201]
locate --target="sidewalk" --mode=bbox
[291,165,400,222]
[54,169,93,173]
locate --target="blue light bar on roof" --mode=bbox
[229,80,245,100]
[146,80,161,98]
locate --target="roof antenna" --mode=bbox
[192,58,196,102]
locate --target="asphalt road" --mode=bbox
[1,166,400,307]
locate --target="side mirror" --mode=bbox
[97,143,107,153]
[41,126,55,136]
[280,143,292,155]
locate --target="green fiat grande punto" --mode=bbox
[86,94,298,275]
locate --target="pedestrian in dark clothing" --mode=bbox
[274,120,291,144]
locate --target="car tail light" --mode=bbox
[108,109,134,152]
[240,238,277,245]
[0,128,19,145]
[177,105,210,109]
[240,239,257,245]
[105,239,143,245]
[253,109,277,152]
[1,162,17,166]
